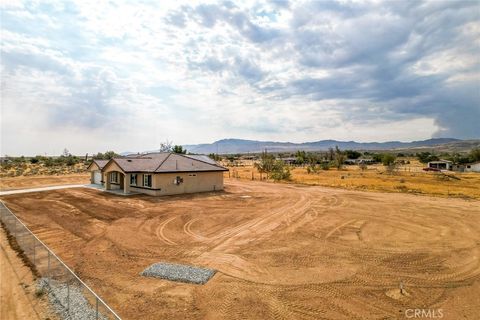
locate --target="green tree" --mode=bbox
[271,160,291,181]
[295,150,307,165]
[372,153,383,163]
[208,153,222,161]
[334,146,345,169]
[254,150,275,179]
[172,145,187,154]
[344,150,361,159]
[417,152,439,164]
[382,153,397,174]
[103,151,119,159]
[469,148,480,162]
[381,153,396,166]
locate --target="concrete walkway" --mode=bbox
[0,184,138,196]
[0,184,86,196]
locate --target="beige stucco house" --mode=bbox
[88,153,228,196]
[87,159,109,184]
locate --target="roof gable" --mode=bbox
[102,153,227,173]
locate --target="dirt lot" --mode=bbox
[0,227,55,320]
[228,161,480,199]
[0,173,89,191]
[1,179,479,319]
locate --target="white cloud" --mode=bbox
[1,0,479,155]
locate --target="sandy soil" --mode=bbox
[228,163,480,199]
[0,227,55,320]
[1,179,479,319]
[0,173,89,191]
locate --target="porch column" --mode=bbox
[124,173,130,194]
[105,172,111,190]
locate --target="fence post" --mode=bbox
[47,251,51,280]
[14,218,17,238]
[96,297,99,319]
[33,237,36,265]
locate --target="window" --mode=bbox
[143,174,152,187]
[110,172,118,183]
[130,174,137,186]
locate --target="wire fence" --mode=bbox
[0,201,121,320]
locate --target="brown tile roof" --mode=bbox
[92,159,109,170]
[104,153,228,173]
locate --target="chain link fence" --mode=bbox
[0,201,121,320]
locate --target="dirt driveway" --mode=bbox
[1,179,479,319]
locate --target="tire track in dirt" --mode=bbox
[183,218,208,241]
[155,216,178,245]
[325,219,357,239]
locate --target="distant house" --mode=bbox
[427,160,452,171]
[88,153,228,196]
[464,161,480,173]
[445,161,480,173]
[279,157,297,165]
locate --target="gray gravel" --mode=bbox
[141,262,216,284]
[37,278,107,320]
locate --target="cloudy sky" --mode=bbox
[1,0,479,155]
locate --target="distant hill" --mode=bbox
[181,138,478,154]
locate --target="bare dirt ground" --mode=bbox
[1,179,479,319]
[0,227,55,320]
[0,173,89,191]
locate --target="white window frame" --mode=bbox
[143,174,152,188]
[130,174,137,186]
[110,172,118,183]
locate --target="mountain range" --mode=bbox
[181,138,478,154]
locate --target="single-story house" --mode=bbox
[427,160,452,171]
[88,153,228,196]
[279,157,297,165]
[464,161,480,172]
[455,161,480,173]
[87,159,109,184]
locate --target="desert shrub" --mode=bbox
[307,164,320,174]
[172,145,187,154]
[208,153,222,161]
[334,146,345,169]
[372,154,383,163]
[321,162,330,170]
[44,157,54,167]
[359,163,367,171]
[345,150,362,159]
[417,152,439,164]
[381,154,397,166]
[254,151,275,179]
[65,156,79,166]
[30,157,39,164]
[295,150,307,165]
[271,160,291,181]
[469,148,480,162]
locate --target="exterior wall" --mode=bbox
[89,162,100,184]
[103,161,125,191]
[126,171,224,196]
[428,162,452,170]
[465,163,480,172]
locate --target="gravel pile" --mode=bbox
[37,278,107,320]
[141,262,216,284]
